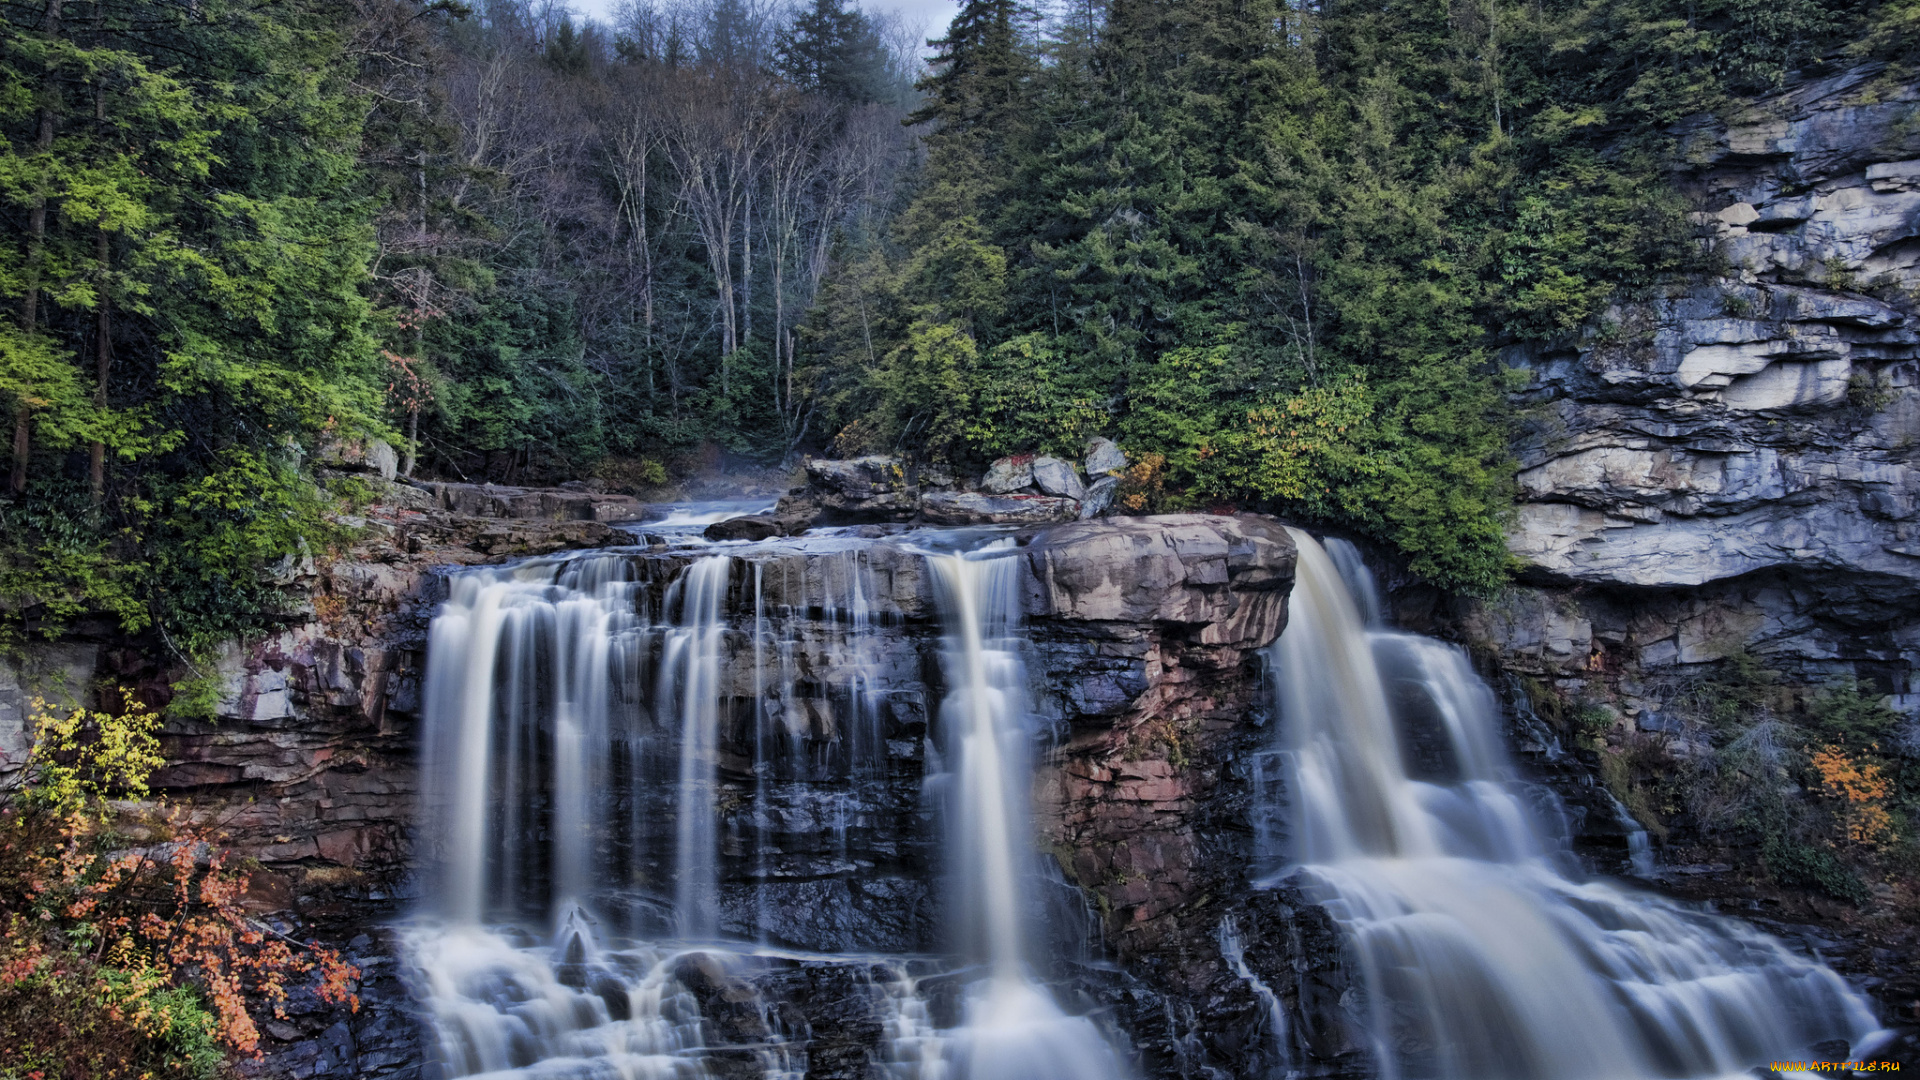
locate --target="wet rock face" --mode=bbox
[36,510,1318,1077]
[1008,518,1370,1075]
[1105,886,1371,1080]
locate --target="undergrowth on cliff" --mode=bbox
[0,693,360,1079]
[1575,656,1919,905]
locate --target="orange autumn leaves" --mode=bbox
[1809,745,1896,848]
[2,692,359,1066]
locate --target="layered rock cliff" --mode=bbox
[1501,65,1920,665]
[1432,64,1920,1044]
[4,501,1336,1078]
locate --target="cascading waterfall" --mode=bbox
[923,544,1131,1080]
[1264,530,1880,1080]
[670,556,729,940]
[407,529,1127,1079]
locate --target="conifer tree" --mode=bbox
[774,0,891,105]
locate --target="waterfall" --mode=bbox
[924,543,1131,1080]
[407,533,1128,1079]
[670,555,730,940]
[1264,530,1880,1080]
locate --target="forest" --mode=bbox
[5,0,1920,1076]
[2,0,1916,645]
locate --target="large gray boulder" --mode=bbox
[919,490,1079,525]
[1030,456,1087,501]
[801,455,917,522]
[1023,514,1296,647]
[315,435,399,481]
[1085,437,1127,478]
[980,455,1035,494]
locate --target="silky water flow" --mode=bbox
[923,544,1131,1080]
[404,534,1130,1079]
[1258,530,1881,1080]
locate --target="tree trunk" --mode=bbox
[741,186,753,353]
[13,0,62,495]
[91,230,109,504]
[403,407,419,478]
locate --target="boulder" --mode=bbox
[1022,514,1295,646]
[1084,437,1127,478]
[315,436,399,481]
[980,455,1035,494]
[365,478,436,513]
[919,490,1079,525]
[803,456,918,522]
[704,515,786,542]
[1079,475,1120,519]
[1030,456,1087,501]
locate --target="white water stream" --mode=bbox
[924,545,1131,1080]
[407,533,1128,1079]
[401,520,1880,1080]
[1265,530,1880,1080]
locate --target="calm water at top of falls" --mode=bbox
[400,515,1881,1080]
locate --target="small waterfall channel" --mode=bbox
[1259,530,1881,1080]
[404,523,1130,1079]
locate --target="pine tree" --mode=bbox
[1,0,385,645]
[774,0,891,105]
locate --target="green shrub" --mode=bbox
[1763,837,1871,906]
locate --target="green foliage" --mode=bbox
[966,334,1105,460]
[0,945,226,1080]
[1763,836,1873,905]
[20,690,164,816]
[1808,679,1903,751]
[0,0,387,652]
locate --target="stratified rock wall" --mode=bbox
[1499,66,1920,677]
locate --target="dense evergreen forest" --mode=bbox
[3,0,1916,655]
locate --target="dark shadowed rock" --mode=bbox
[1079,475,1119,519]
[704,514,786,541]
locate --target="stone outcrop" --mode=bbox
[918,489,1081,524]
[425,480,647,523]
[1501,66,1920,661]
[776,441,1131,529]
[1023,517,1296,954]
